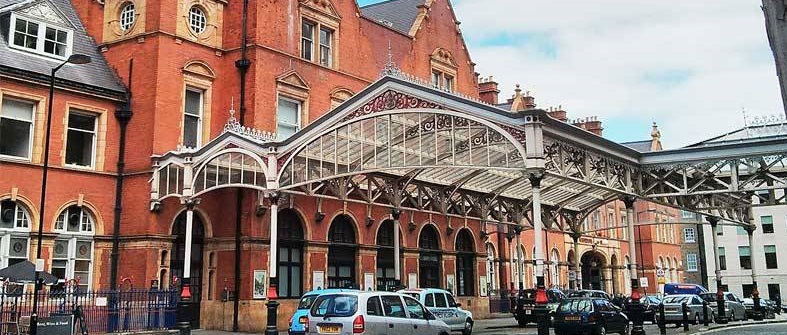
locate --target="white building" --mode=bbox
[698,117,787,306]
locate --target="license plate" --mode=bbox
[319,325,341,334]
[525,310,532,315]
[564,316,580,321]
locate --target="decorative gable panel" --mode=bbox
[18,1,68,26]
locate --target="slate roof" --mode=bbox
[685,117,787,148]
[620,140,653,153]
[0,0,126,100]
[360,0,425,35]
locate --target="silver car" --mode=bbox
[306,291,451,335]
[658,294,715,325]
[399,288,474,335]
[699,292,747,322]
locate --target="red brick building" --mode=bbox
[0,0,684,332]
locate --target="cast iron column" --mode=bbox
[266,193,280,335]
[623,196,645,335]
[392,208,402,289]
[529,172,549,335]
[571,231,582,290]
[177,197,200,334]
[745,219,763,320]
[708,216,728,324]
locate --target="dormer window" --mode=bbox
[10,13,72,59]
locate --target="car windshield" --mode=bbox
[298,294,319,309]
[558,299,592,313]
[310,294,359,317]
[662,296,689,304]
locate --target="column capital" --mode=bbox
[620,196,636,209]
[744,224,757,235]
[528,170,544,188]
[267,191,280,205]
[391,208,402,220]
[706,216,721,226]
[180,197,201,210]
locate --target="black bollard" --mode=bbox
[265,299,280,335]
[715,287,728,324]
[682,302,689,331]
[658,302,666,335]
[703,300,709,326]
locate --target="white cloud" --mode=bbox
[454,0,783,148]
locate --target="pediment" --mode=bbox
[276,70,310,91]
[183,60,216,79]
[16,1,69,27]
[299,0,340,20]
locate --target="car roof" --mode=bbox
[303,288,357,295]
[398,288,450,294]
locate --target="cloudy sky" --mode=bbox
[358,0,784,148]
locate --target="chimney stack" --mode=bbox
[478,76,500,105]
[572,116,604,136]
[547,105,568,122]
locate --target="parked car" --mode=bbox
[699,292,747,321]
[744,298,779,319]
[623,295,661,323]
[306,291,450,335]
[553,297,629,335]
[763,299,780,318]
[289,289,357,335]
[567,290,612,300]
[399,288,474,335]
[664,283,708,296]
[511,288,566,327]
[658,294,714,326]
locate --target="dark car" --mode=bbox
[512,288,566,327]
[554,297,630,335]
[568,290,612,300]
[623,295,661,323]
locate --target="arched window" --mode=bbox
[277,209,304,298]
[455,229,475,296]
[418,224,441,289]
[512,245,525,290]
[550,249,560,287]
[0,200,31,269]
[376,219,400,291]
[485,243,497,293]
[53,205,96,292]
[328,215,357,289]
[624,256,631,295]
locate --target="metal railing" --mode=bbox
[0,288,178,334]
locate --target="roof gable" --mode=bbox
[15,0,69,26]
[360,0,425,35]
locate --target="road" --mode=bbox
[700,323,787,335]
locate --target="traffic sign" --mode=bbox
[639,277,649,288]
[568,271,577,281]
[657,269,665,277]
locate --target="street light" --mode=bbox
[31,53,92,335]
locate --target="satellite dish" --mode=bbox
[1,209,13,224]
[68,213,80,228]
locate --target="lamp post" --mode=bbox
[31,54,92,335]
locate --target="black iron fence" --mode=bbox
[0,288,178,334]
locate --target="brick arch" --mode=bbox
[50,200,105,235]
[0,193,39,231]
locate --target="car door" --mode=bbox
[365,295,388,335]
[380,294,413,335]
[604,300,625,332]
[444,292,463,329]
[404,295,440,335]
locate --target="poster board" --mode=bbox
[36,315,73,335]
[408,273,417,289]
[364,273,374,291]
[313,271,325,290]
[446,275,455,295]
[479,276,488,297]
[253,270,267,299]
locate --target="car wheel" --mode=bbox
[730,311,735,321]
[621,323,630,335]
[461,319,473,335]
[596,324,606,335]
[517,318,527,327]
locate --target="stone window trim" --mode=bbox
[683,227,696,243]
[9,12,73,60]
[180,70,213,149]
[300,0,340,69]
[276,70,310,137]
[430,48,458,91]
[51,200,103,236]
[118,1,137,32]
[329,87,354,109]
[187,5,207,34]
[0,95,38,162]
[103,0,146,41]
[176,0,224,46]
[0,194,38,231]
[0,90,45,164]
[61,103,108,171]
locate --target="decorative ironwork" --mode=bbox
[223,100,276,142]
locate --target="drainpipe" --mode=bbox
[110,59,134,290]
[233,0,251,331]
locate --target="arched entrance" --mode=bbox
[377,219,402,291]
[327,215,357,288]
[418,224,441,288]
[456,229,475,296]
[277,209,304,298]
[171,211,205,329]
[580,251,606,291]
